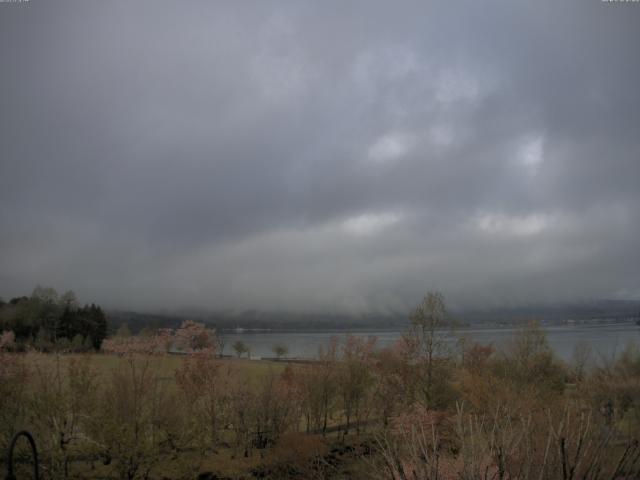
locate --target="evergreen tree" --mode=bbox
[56,306,76,341]
[90,305,108,349]
[0,287,108,350]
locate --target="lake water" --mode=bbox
[220,322,640,362]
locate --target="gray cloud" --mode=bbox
[1,0,639,313]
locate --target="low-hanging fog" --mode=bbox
[1,1,639,314]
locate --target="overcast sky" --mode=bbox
[1,1,639,314]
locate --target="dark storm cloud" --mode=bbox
[1,0,639,313]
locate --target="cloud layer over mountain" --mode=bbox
[1,1,639,313]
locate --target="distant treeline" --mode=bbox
[106,310,413,334]
[460,299,640,324]
[0,286,107,351]
[107,299,640,335]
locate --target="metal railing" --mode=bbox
[5,431,39,480]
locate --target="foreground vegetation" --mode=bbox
[1,293,640,479]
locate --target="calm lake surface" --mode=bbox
[221,323,640,361]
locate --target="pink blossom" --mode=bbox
[0,330,15,351]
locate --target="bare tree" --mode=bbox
[406,291,452,408]
[337,335,376,434]
[215,330,226,357]
[570,341,592,382]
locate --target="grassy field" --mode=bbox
[69,353,289,381]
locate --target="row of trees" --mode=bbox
[229,340,288,359]
[1,293,639,479]
[0,286,108,351]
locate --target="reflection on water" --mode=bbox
[220,323,640,361]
